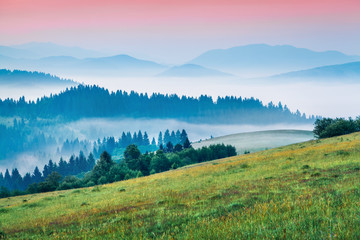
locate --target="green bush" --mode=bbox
[314,117,359,138]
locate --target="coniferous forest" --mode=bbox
[0,85,315,124]
[0,129,189,192]
[0,140,236,198]
[0,84,316,197]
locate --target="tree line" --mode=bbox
[0,129,188,193]
[0,152,95,193]
[0,69,75,85]
[313,117,360,138]
[0,115,188,163]
[0,140,236,198]
[92,129,188,157]
[0,85,316,124]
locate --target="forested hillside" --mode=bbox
[0,129,189,192]
[0,85,315,124]
[0,69,76,85]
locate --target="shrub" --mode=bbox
[314,117,359,139]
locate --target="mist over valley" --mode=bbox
[1,1,360,238]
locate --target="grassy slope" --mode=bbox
[193,129,314,154]
[0,133,359,239]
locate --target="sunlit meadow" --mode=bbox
[0,132,359,239]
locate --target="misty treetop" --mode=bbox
[157,129,188,146]
[0,118,56,160]
[0,129,188,191]
[0,85,315,124]
[60,138,92,156]
[0,117,187,170]
[92,129,187,157]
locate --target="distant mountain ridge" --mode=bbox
[1,42,360,78]
[0,54,167,77]
[80,55,165,69]
[0,46,37,59]
[1,42,104,59]
[189,44,360,77]
[0,42,167,77]
[271,61,360,80]
[157,64,233,77]
[0,69,77,86]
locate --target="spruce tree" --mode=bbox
[68,155,76,175]
[58,157,67,176]
[4,169,12,189]
[133,132,138,145]
[158,131,163,147]
[143,132,150,146]
[121,132,127,148]
[42,164,50,179]
[48,159,55,173]
[183,138,191,149]
[11,168,23,190]
[23,173,32,189]
[126,132,132,145]
[124,145,141,170]
[137,131,143,145]
[0,172,3,187]
[163,130,171,145]
[32,167,42,183]
[180,129,188,144]
[87,153,96,171]
[175,130,181,144]
[78,151,87,172]
[91,151,114,183]
[170,131,176,144]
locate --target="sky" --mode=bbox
[1,0,360,63]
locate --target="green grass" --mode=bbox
[193,129,314,154]
[0,132,359,239]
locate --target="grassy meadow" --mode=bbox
[192,129,314,154]
[0,132,360,239]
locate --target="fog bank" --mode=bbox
[1,76,358,118]
[0,117,313,174]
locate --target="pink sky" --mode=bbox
[1,0,359,62]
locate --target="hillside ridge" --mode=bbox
[1,132,359,238]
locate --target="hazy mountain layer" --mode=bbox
[0,42,104,59]
[271,61,360,80]
[157,64,233,77]
[189,44,360,77]
[0,54,167,77]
